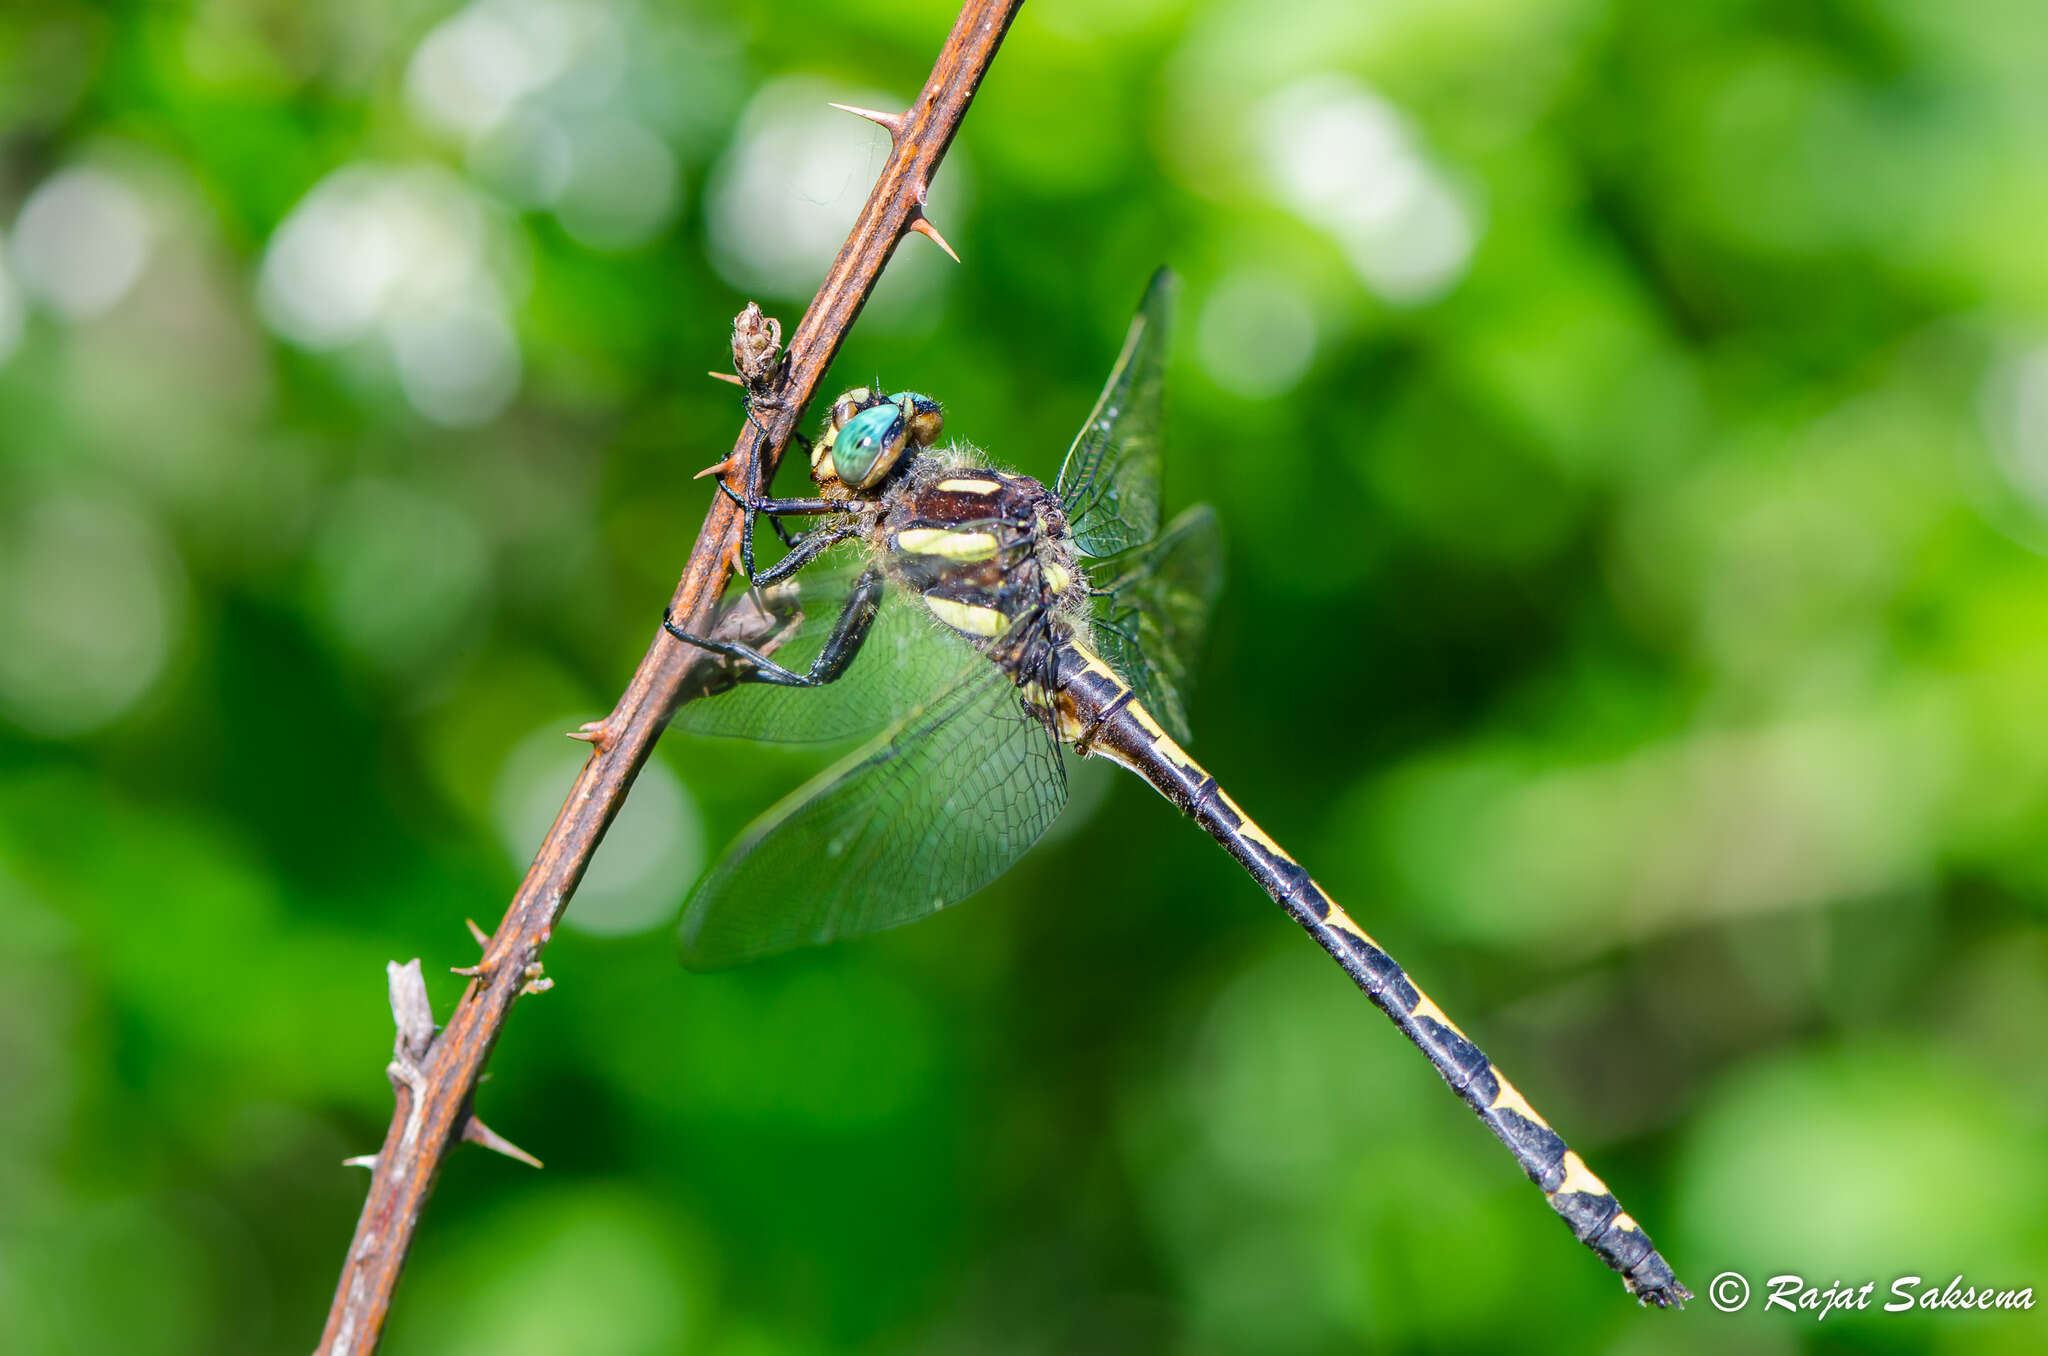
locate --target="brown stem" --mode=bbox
[313,4,1023,1351]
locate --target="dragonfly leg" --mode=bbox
[737,435,815,552]
[713,476,843,580]
[760,436,816,550]
[709,482,842,517]
[762,510,801,551]
[752,522,857,587]
[666,566,883,688]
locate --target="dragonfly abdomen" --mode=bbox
[1051,640,1691,1308]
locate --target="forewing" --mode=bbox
[1055,269,1175,559]
[1087,503,1222,746]
[679,644,1069,968]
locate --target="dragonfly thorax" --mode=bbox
[873,457,1088,652]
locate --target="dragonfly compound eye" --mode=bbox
[894,392,944,448]
[833,402,911,489]
[828,387,874,431]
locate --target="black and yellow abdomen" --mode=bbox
[1048,638,1691,1308]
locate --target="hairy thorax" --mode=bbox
[863,448,1087,648]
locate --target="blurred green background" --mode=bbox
[3,0,2046,1351]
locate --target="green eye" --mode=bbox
[834,403,909,488]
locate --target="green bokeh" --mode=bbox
[2,1,2045,1352]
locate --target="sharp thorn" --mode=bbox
[451,963,486,978]
[907,213,960,263]
[828,102,907,139]
[464,918,490,949]
[463,1115,543,1169]
[708,370,746,387]
[343,1154,379,1170]
[567,721,608,745]
[694,455,738,481]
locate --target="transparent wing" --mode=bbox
[671,566,946,746]
[1055,268,1175,559]
[679,628,1069,968]
[1086,503,1222,747]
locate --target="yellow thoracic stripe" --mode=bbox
[924,594,1008,636]
[897,527,1000,561]
[936,477,1002,494]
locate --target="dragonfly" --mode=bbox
[665,270,1689,1308]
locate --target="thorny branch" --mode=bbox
[314,4,1024,1351]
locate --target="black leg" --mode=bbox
[764,511,801,550]
[755,434,816,550]
[666,567,884,689]
[713,476,843,519]
[713,475,798,558]
[753,522,856,587]
[714,476,846,579]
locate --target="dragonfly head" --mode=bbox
[812,388,944,492]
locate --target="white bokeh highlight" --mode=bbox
[258,165,521,426]
[10,167,153,320]
[1983,343,2048,521]
[1260,76,1475,306]
[494,724,706,936]
[389,294,522,427]
[1198,271,1318,399]
[404,0,583,143]
[705,78,966,321]
[552,112,679,249]
[405,0,679,251]
[0,494,183,737]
